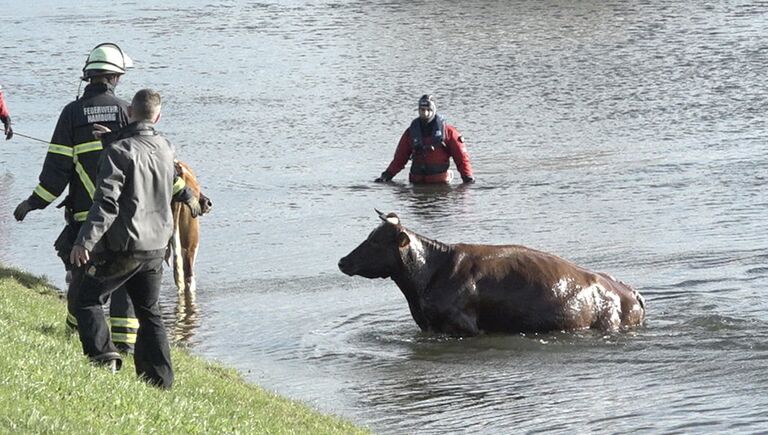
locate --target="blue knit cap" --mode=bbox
[418,94,436,112]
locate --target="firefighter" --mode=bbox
[12,43,140,353]
[375,94,475,184]
[0,84,13,140]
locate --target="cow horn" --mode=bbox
[375,209,400,225]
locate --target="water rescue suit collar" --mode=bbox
[410,114,446,155]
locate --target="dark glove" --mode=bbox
[374,171,393,183]
[1,116,11,140]
[13,199,32,221]
[185,196,202,218]
[461,175,475,184]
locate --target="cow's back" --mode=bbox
[452,244,643,332]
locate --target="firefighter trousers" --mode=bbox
[74,254,173,389]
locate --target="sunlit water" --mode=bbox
[2,1,767,433]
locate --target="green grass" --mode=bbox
[0,263,369,434]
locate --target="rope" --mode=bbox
[12,131,48,143]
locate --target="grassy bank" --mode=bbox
[0,264,369,434]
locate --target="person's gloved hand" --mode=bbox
[185,196,202,218]
[461,175,475,184]
[374,171,393,183]
[1,116,12,140]
[14,199,32,221]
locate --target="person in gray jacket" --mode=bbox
[70,88,187,389]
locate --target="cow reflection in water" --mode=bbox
[338,210,645,336]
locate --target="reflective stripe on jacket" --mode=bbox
[27,83,130,219]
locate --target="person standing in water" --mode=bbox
[375,94,475,184]
[0,84,13,140]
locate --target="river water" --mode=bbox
[1,1,767,433]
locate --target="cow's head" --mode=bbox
[175,159,214,215]
[198,191,213,215]
[338,209,413,279]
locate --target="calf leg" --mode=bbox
[177,209,200,297]
[183,242,198,295]
[171,204,186,294]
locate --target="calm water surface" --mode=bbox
[1,1,767,433]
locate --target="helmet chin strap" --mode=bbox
[75,74,119,100]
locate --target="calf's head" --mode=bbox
[338,210,412,279]
[175,160,213,215]
[199,191,213,215]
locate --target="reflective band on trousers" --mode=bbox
[111,332,137,344]
[110,317,140,329]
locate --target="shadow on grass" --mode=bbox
[38,323,80,344]
[0,264,62,298]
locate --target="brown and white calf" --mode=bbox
[338,210,645,336]
[170,160,212,295]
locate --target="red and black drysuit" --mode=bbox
[0,86,12,139]
[381,115,474,184]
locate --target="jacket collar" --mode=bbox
[100,121,157,145]
[82,82,116,98]
[116,121,157,139]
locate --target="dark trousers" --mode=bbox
[58,224,137,352]
[75,254,173,389]
[66,267,137,352]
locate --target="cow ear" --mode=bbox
[398,231,410,248]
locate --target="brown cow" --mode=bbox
[338,210,645,336]
[170,160,212,296]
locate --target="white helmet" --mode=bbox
[82,43,133,80]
